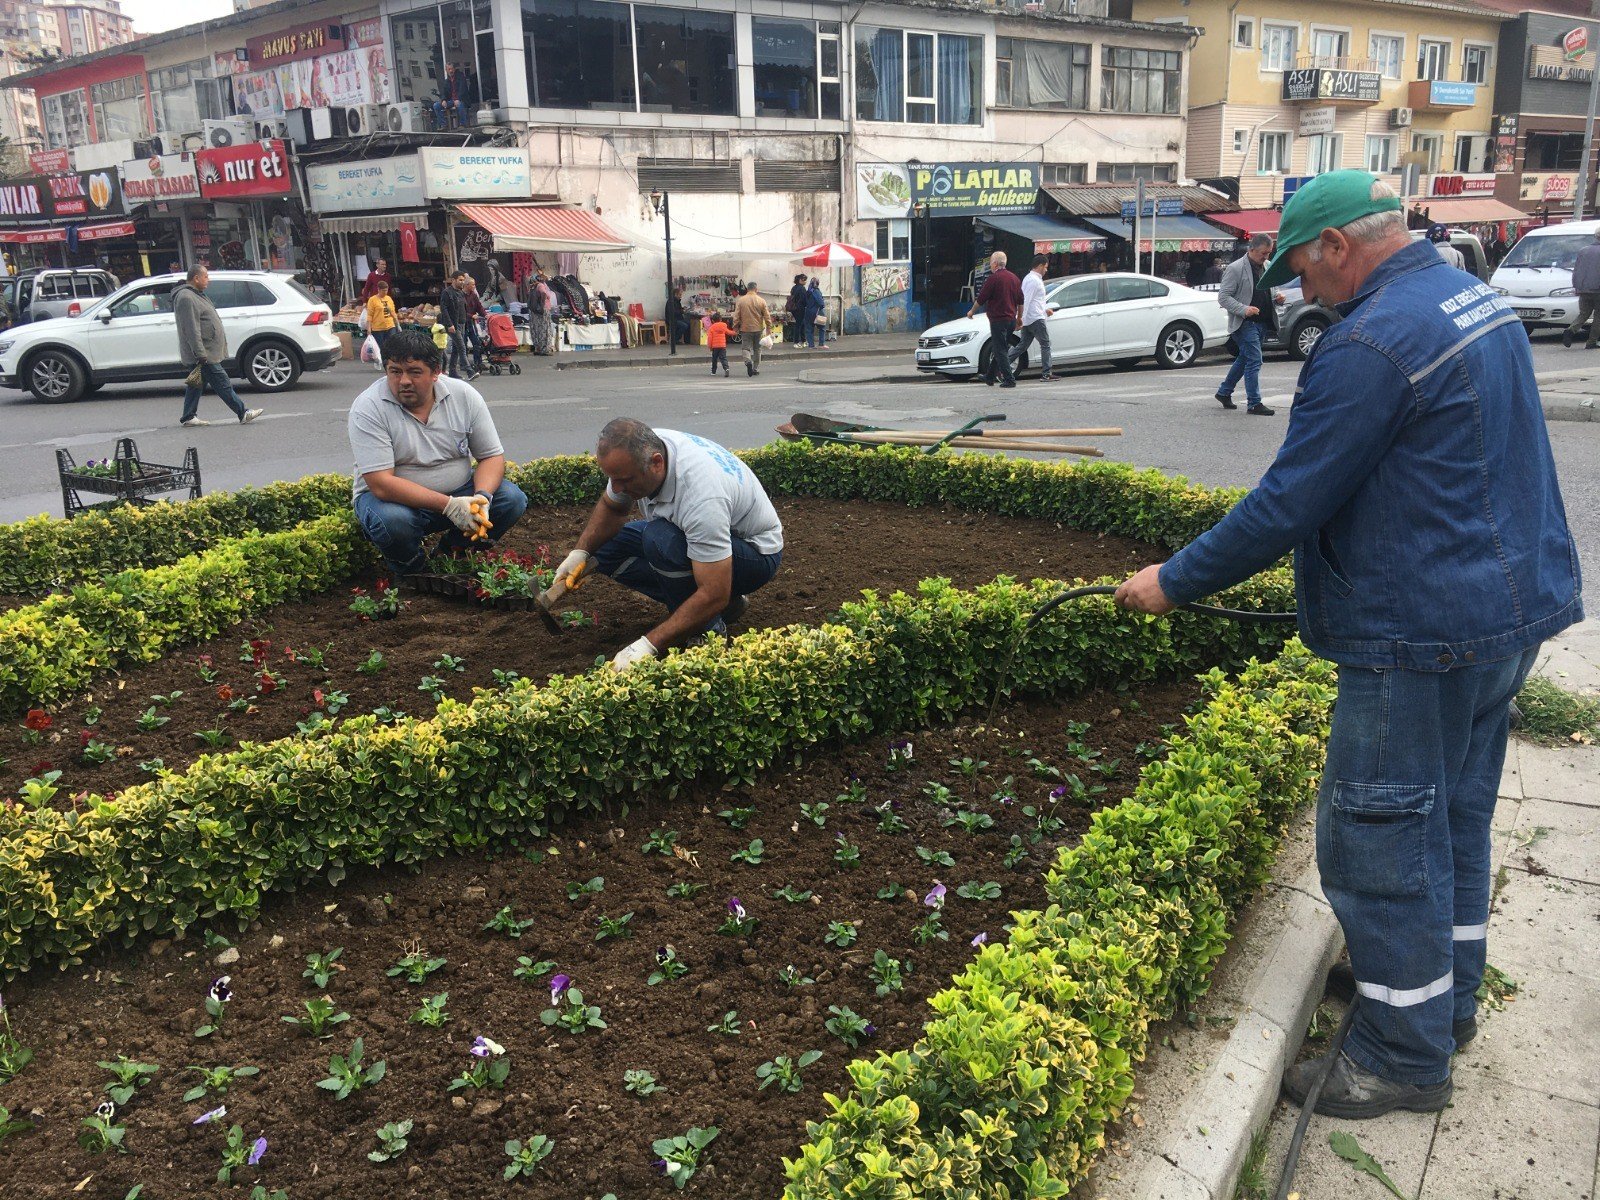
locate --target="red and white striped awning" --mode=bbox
[0,220,135,245]
[794,241,875,267]
[454,204,632,254]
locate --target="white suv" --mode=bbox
[0,271,340,403]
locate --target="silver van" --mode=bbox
[0,269,119,325]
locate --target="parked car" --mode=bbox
[1490,219,1600,331]
[0,268,119,325]
[915,272,1231,379]
[0,271,341,403]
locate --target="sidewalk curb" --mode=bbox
[552,345,909,371]
[1541,399,1598,422]
[797,369,928,385]
[1097,847,1344,1200]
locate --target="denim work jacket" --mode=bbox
[1160,239,1583,671]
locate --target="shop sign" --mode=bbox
[306,154,424,213]
[1297,106,1337,136]
[421,147,533,200]
[196,140,293,198]
[855,164,912,219]
[33,169,122,219]
[1565,26,1589,58]
[1421,81,1478,107]
[908,162,1038,216]
[0,220,135,246]
[1142,237,1235,253]
[29,148,71,175]
[1493,114,1519,174]
[120,154,202,204]
[346,18,384,47]
[246,21,345,68]
[1519,172,1575,201]
[1281,68,1381,103]
[1121,198,1183,220]
[1528,43,1594,83]
[1425,173,1496,198]
[1033,237,1103,254]
[0,180,46,219]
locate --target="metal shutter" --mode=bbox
[636,158,742,192]
[754,161,839,193]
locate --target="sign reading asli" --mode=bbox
[196,141,293,198]
[120,154,202,203]
[908,162,1039,216]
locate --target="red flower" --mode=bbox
[374,577,390,594]
[197,654,214,667]
[350,586,365,596]
[31,760,53,776]
[23,709,52,731]
[313,689,325,706]
[258,673,278,695]
[283,646,298,661]
[217,685,235,703]
[78,729,92,748]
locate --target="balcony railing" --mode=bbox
[1295,54,1381,73]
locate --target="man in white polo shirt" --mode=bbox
[348,328,528,579]
[551,418,784,670]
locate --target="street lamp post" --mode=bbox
[650,189,676,355]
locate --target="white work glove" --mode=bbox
[611,635,658,672]
[442,494,480,534]
[555,548,593,591]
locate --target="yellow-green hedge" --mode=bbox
[783,644,1335,1199]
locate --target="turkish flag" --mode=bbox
[400,222,419,263]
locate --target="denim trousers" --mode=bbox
[1316,646,1538,1085]
[806,313,827,347]
[180,362,246,422]
[984,318,1016,384]
[1010,318,1052,375]
[1218,320,1264,405]
[446,331,469,377]
[354,479,529,577]
[591,518,781,621]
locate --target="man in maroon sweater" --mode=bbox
[968,251,1023,388]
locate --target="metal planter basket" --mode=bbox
[57,437,202,517]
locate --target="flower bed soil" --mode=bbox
[0,497,1163,804]
[0,679,1196,1200]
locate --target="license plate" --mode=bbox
[1514,308,1541,319]
[915,350,931,362]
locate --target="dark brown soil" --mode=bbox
[0,681,1196,1200]
[1,498,1162,804]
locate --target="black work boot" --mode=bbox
[1283,1052,1453,1119]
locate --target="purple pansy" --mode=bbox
[924,882,946,908]
[209,976,232,1004]
[549,973,571,1004]
[727,897,745,921]
[192,1105,227,1125]
[95,1099,116,1121]
[971,932,988,947]
[471,1035,505,1058]
[1049,785,1068,802]
[248,1135,268,1166]
[655,946,672,966]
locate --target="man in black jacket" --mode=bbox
[439,272,472,379]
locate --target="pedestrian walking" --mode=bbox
[438,271,473,379]
[365,279,399,361]
[1009,254,1053,381]
[463,276,489,374]
[1427,224,1466,272]
[805,277,828,348]
[1563,228,1600,349]
[967,251,1022,388]
[528,272,557,355]
[667,287,691,346]
[360,257,393,302]
[174,265,262,427]
[1214,234,1277,415]
[785,275,808,346]
[733,283,770,376]
[1116,169,1582,1121]
[705,312,731,376]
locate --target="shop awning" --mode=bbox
[0,220,135,244]
[454,204,632,253]
[316,210,432,235]
[1044,183,1236,217]
[976,213,1107,254]
[1077,213,1239,253]
[1412,197,1528,224]
[1205,210,1281,239]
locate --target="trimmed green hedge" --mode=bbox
[782,644,1336,1199]
[0,513,372,712]
[0,474,350,596]
[0,568,1295,978]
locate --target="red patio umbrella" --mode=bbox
[794,241,875,267]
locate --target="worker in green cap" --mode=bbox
[1114,169,1581,1120]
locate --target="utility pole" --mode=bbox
[1575,0,1600,221]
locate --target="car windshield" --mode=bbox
[1500,234,1593,271]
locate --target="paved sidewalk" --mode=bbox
[1253,738,1600,1200]
[552,331,917,370]
[1535,366,1600,423]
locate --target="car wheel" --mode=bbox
[1112,356,1142,370]
[24,349,86,403]
[978,336,1020,378]
[1288,316,1329,361]
[1155,322,1201,369]
[244,339,301,392]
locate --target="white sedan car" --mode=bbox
[915,272,1232,379]
[0,270,341,403]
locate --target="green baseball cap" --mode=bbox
[1260,169,1403,289]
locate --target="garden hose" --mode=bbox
[1275,999,1358,1200]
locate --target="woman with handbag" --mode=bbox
[785,274,808,346]
[805,277,828,348]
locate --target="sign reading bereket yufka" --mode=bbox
[907,162,1039,216]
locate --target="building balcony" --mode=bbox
[1280,66,1382,106]
[1408,79,1478,111]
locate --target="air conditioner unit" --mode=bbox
[1390,107,1413,128]
[202,118,255,148]
[180,131,207,153]
[342,104,384,137]
[384,101,429,133]
[285,108,331,146]
[254,118,288,141]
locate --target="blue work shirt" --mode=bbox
[1160,238,1582,671]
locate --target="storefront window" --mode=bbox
[753,17,819,118]
[150,59,231,135]
[473,0,500,107]
[523,0,635,111]
[854,27,981,125]
[391,5,444,103]
[1100,47,1180,115]
[90,75,150,140]
[995,38,1089,110]
[42,90,88,151]
[634,6,736,115]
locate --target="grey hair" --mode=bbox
[1248,233,1273,252]
[990,251,1007,268]
[597,417,667,468]
[1302,179,1408,265]
[186,265,207,284]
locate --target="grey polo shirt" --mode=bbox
[604,429,784,562]
[348,376,504,499]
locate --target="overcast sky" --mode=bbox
[123,0,234,37]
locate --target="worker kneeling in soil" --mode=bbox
[348,327,528,579]
[554,418,784,670]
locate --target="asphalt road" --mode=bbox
[5,333,1597,574]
